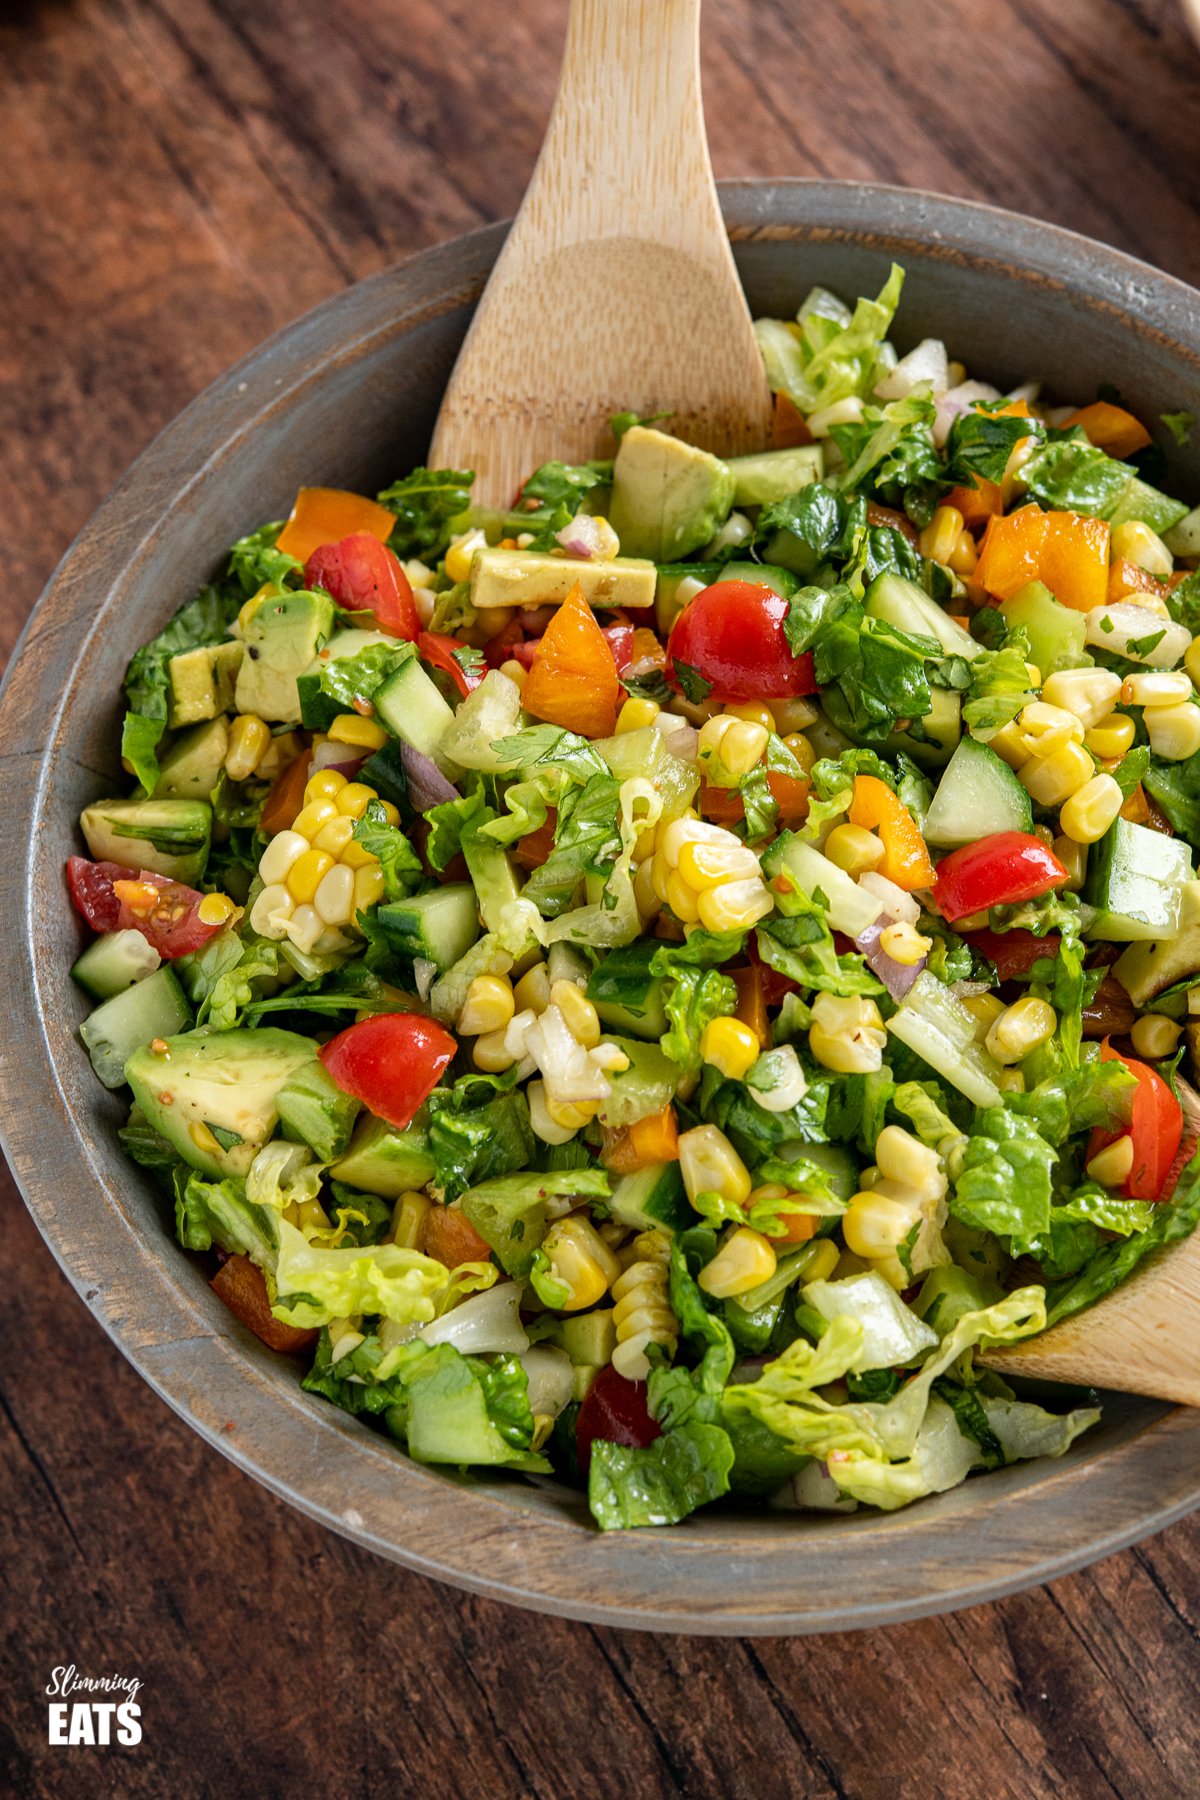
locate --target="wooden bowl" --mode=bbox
[4,182,1199,1634]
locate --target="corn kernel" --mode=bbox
[875,1125,945,1198]
[1083,712,1137,759]
[444,527,488,584]
[700,1016,760,1082]
[1111,519,1173,577]
[1086,1134,1134,1186]
[500,658,527,690]
[1130,1014,1183,1059]
[546,1096,602,1130]
[616,697,661,734]
[551,979,601,1049]
[677,838,761,891]
[225,713,271,782]
[698,714,769,779]
[803,1240,841,1284]
[334,782,376,820]
[1019,700,1085,752]
[985,995,1057,1065]
[771,698,819,735]
[842,1189,919,1259]
[1120,590,1171,617]
[996,1067,1026,1094]
[725,701,775,731]
[1059,772,1123,844]
[659,816,734,867]
[257,829,308,886]
[1053,834,1088,890]
[697,878,774,933]
[1185,635,1200,690]
[879,921,933,966]
[459,974,516,1036]
[286,848,335,904]
[527,1079,575,1145]
[352,863,386,915]
[513,962,551,1015]
[390,1191,432,1250]
[782,731,816,774]
[1041,668,1122,730]
[698,1227,778,1299]
[313,815,357,858]
[919,505,965,565]
[473,1028,516,1073]
[340,837,379,871]
[313,862,355,927]
[987,719,1034,770]
[196,891,237,928]
[328,712,390,750]
[961,991,1006,1040]
[304,770,347,803]
[824,823,885,876]
[808,992,887,1074]
[1019,739,1094,806]
[633,855,661,919]
[290,799,338,842]
[248,882,293,938]
[542,1215,621,1309]
[190,1121,221,1156]
[285,904,324,953]
[666,869,702,923]
[1146,703,1200,761]
[1121,670,1192,708]
[678,1124,752,1208]
[948,528,978,576]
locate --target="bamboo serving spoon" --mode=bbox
[427,0,772,506]
[979,1080,1200,1404]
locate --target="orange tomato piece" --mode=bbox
[771,393,814,449]
[733,964,770,1048]
[1039,511,1111,612]
[1121,783,1151,824]
[514,811,558,870]
[1064,400,1152,460]
[698,771,809,829]
[259,750,312,836]
[419,1203,493,1269]
[522,583,621,738]
[946,479,1002,531]
[210,1256,318,1354]
[772,1211,819,1245]
[1107,558,1169,605]
[849,774,934,891]
[603,1106,680,1175]
[276,487,397,562]
[629,625,667,671]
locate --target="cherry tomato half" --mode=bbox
[960,928,1061,981]
[66,857,227,959]
[1087,1043,1183,1202]
[305,533,419,639]
[418,631,485,698]
[576,1365,661,1474]
[932,833,1069,925]
[319,1012,456,1130]
[666,580,817,701]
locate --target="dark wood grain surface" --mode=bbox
[3,1,1199,1794]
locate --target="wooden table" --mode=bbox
[3,2,1199,1792]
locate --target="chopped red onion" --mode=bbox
[310,741,364,777]
[413,957,437,1001]
[854,918,925,1001]
[401,742,458,809]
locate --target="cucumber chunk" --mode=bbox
[865,573,981,661]
[999,581,1091,676]
[607,1163,692,1236]
[726,445,824,507]
[80,967,191,1089]
[377,884,480,972]
[762,835,884,938]
[372,659,460,777]
[721,561,798,599]
[923,737,1033,848]
[1084,816,1192,942]
[71,929,161,1001]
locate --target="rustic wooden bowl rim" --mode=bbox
[3,180,1199,1635]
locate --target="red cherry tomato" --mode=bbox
[1086,1043,1183,1201]
[932,833,1069,924]
[417,631,485,698]
[576,1365,661,1474]
[319,1013,456,1130]
[666,580,818,701]
[66,857,226,959]
[601,623,635,674]
[960,928,1061,981]
[304,533,419,639]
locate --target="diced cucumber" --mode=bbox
[587,944,668,1039]
[762,835,884,938]
[821,684,962,768]
[922,737,1033,848]
[372,658,460,778]
[778,1139,858,1200]
[71,929,161,1001]
[999,581,1091,676]
[1107,475,1189,536]
[608,1163,692,1236]
[545,1308,617,1367]
[377,884,480,972]
[358,738,408,808]
[79,967,191,1090]
[460,833,527,941]
[594,727,698,822]
[1084,816,1192,942]
[865,573,981,661]
[654,563,720,638]
[596,1038,680,1128]
[885,971,1003,1108]
[1113,880,1200,1005]
[722,561,798,599]
[726,445,824,507]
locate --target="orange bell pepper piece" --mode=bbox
[849,775,934,891]
[603,1106,680,1175]
[771,393,814,449]
[259,750,312,836]
[1064,401,1152,461]
[1121,783,1152,825]
[946,479,1002,531]
[1107,558,1169,605]
[210,1256,317,1354]
[276,487,397,562]
[772,1210,819,1245]
[698,772,809,829]
[522,583,621,738]
[977,509,1109,611]
[514,811,558,870]
[976,508,1046,600]
[733,965,771,1048]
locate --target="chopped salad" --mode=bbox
[68,264,1200,1530]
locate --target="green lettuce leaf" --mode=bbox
[297,640,415,731]
[952,1109,1055,1239]
[459,1168,610,1277]
[227,521,304,595]
[352,799,424,902]
[173,1167,277,1267]
[121,712,164,797]
[377,468,474,560]
[426,1071,535,1201]
[124,583,243,726]
[588,1423,734,1529]
[1044,1151,1200,1327]
[270,1218,491,1329]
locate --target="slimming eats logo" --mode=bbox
[46,1666,142,1746]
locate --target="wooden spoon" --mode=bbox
[979,1078,1200,1404]
[428,0,772,507]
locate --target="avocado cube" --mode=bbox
[276,1057,361,1163]
[125,1027,315,1177]
[329,1113,436,1198]
[168,641,244,726]
[1085,817,1193,942]
[80,797,212,885]
[469,546,656,611]
[235,588,335,722]
[154,718,230,800]
[608,425,735,561]
[1113,880,1200,1004]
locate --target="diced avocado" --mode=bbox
[276,1057,361,1163]
[1107,477,1189,536]
[999,581,1091,676]
[609,426,735,563]
[587,943,669,1040]
[328,1112,436,1198]
[80,967,191,1089]
[922,736,1033,848]
[80,797,212,884]
[607,1163,692,1236]
[168,640,243,726]
[154,718,230,800]
[726,445,824,507]
[865,572,981,661]
[234,588,335,722]
[377,884,480,973]
[72,928,161,1001]
[544,1309,617,1367]
[315,628,399,662]
[1084,816,1192,942]
[596,1038,680,1128]
[469,545,656,611]
[1113,880,1200,1005]
[126,1027,314,1178]
[722,561,798,599]
[372,658,460,778]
